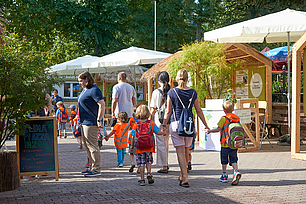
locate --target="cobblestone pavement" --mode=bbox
[1,129,306,204]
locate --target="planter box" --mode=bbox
[0,152,20,192]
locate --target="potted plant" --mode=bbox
[167,40,243,109]
[0,32,61,191]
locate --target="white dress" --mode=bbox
[150,87,169,167]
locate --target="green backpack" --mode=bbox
[225,117,245,149]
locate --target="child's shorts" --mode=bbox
[74,131,82,138]
[58,123,66,131]
[128,144,136,155]
[220,147,238,165]
[136,152,153,167]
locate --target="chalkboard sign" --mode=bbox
[17,117,59,181]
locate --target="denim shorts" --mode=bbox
[220,147,238,165]
[136,152,153,167]
[57,122,66,131]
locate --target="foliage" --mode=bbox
[167,40,243,101]
[1,0,128,56]
[183,0,223,41]
[0,33,62,149]
[0,9,7,45]
[124,0,195,53]
[223,89,237,104]
[54,0,129,56]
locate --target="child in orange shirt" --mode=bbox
[105,111,129,167]
[68,105,77,131]
[130,105,165,186]
[72,115,83,149]
[56,101,68,138]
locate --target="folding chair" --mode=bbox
[259,101,273,148]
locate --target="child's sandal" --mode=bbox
[138,179,145,186]
[147,173,154,184]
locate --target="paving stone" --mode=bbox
[2,130,306,203]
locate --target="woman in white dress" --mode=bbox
[150,71,170,173]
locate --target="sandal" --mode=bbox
[129,164,135,173]
[138,179,145,186]
[147,173,154,184]
[180,182,189,188]
[157,168,168,173]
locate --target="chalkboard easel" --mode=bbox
[16,116,59,181]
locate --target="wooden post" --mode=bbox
[103,81,107,99]
[266,65,273,123]
[303,51,306,115]
[291,49,301,155]
[147,78,153,107]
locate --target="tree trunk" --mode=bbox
[0,152,20,192]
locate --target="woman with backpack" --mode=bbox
[162,69,209,188]
[150,71,170,173]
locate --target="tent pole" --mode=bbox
[287,31,291,135]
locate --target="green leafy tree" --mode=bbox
[0,9,6,45]
[54,0,129,56]
[167,40,243,101]
[0,33,62,149]
[183,0,223,41]
[125,0,195,53]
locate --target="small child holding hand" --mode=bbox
[130,105,166,186]
[104,112,130,167]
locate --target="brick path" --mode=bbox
[1,129,306,204]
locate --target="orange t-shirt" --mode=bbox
[128,117,137,144]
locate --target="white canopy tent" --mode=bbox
[204,8,306,132]
[48,55,100,75]
[82,46,172,68]
[204,9,306,43]
[49,47,171,76]
[82,46,172,88]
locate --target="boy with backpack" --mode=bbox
[130,105,165,186]
[68,104,77,130]
[56,101,68,139]
[205,100,243,185]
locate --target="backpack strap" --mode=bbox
[157,88,165,108]
[173,88,185,108]
[173,88,195,109]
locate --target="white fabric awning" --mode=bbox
[204,9,306,43]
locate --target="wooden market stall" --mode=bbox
[141,43,274,123]
[94,67,147,125]
[291,31,306,160]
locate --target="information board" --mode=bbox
[16,117,59,180]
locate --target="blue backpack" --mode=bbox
[173,88,195,137]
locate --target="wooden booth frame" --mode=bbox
[291,31,306,160]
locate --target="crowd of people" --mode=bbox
[48,69,242,187]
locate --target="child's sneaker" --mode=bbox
[129,164,135,173]
[138,179,145,186]
[118,163,123,168]
[219,174,228,183]
[231,171,241,185]
[64,133,67,138]
[188,161,192,171]
[85,163,89,168]
[147,173,154,184]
